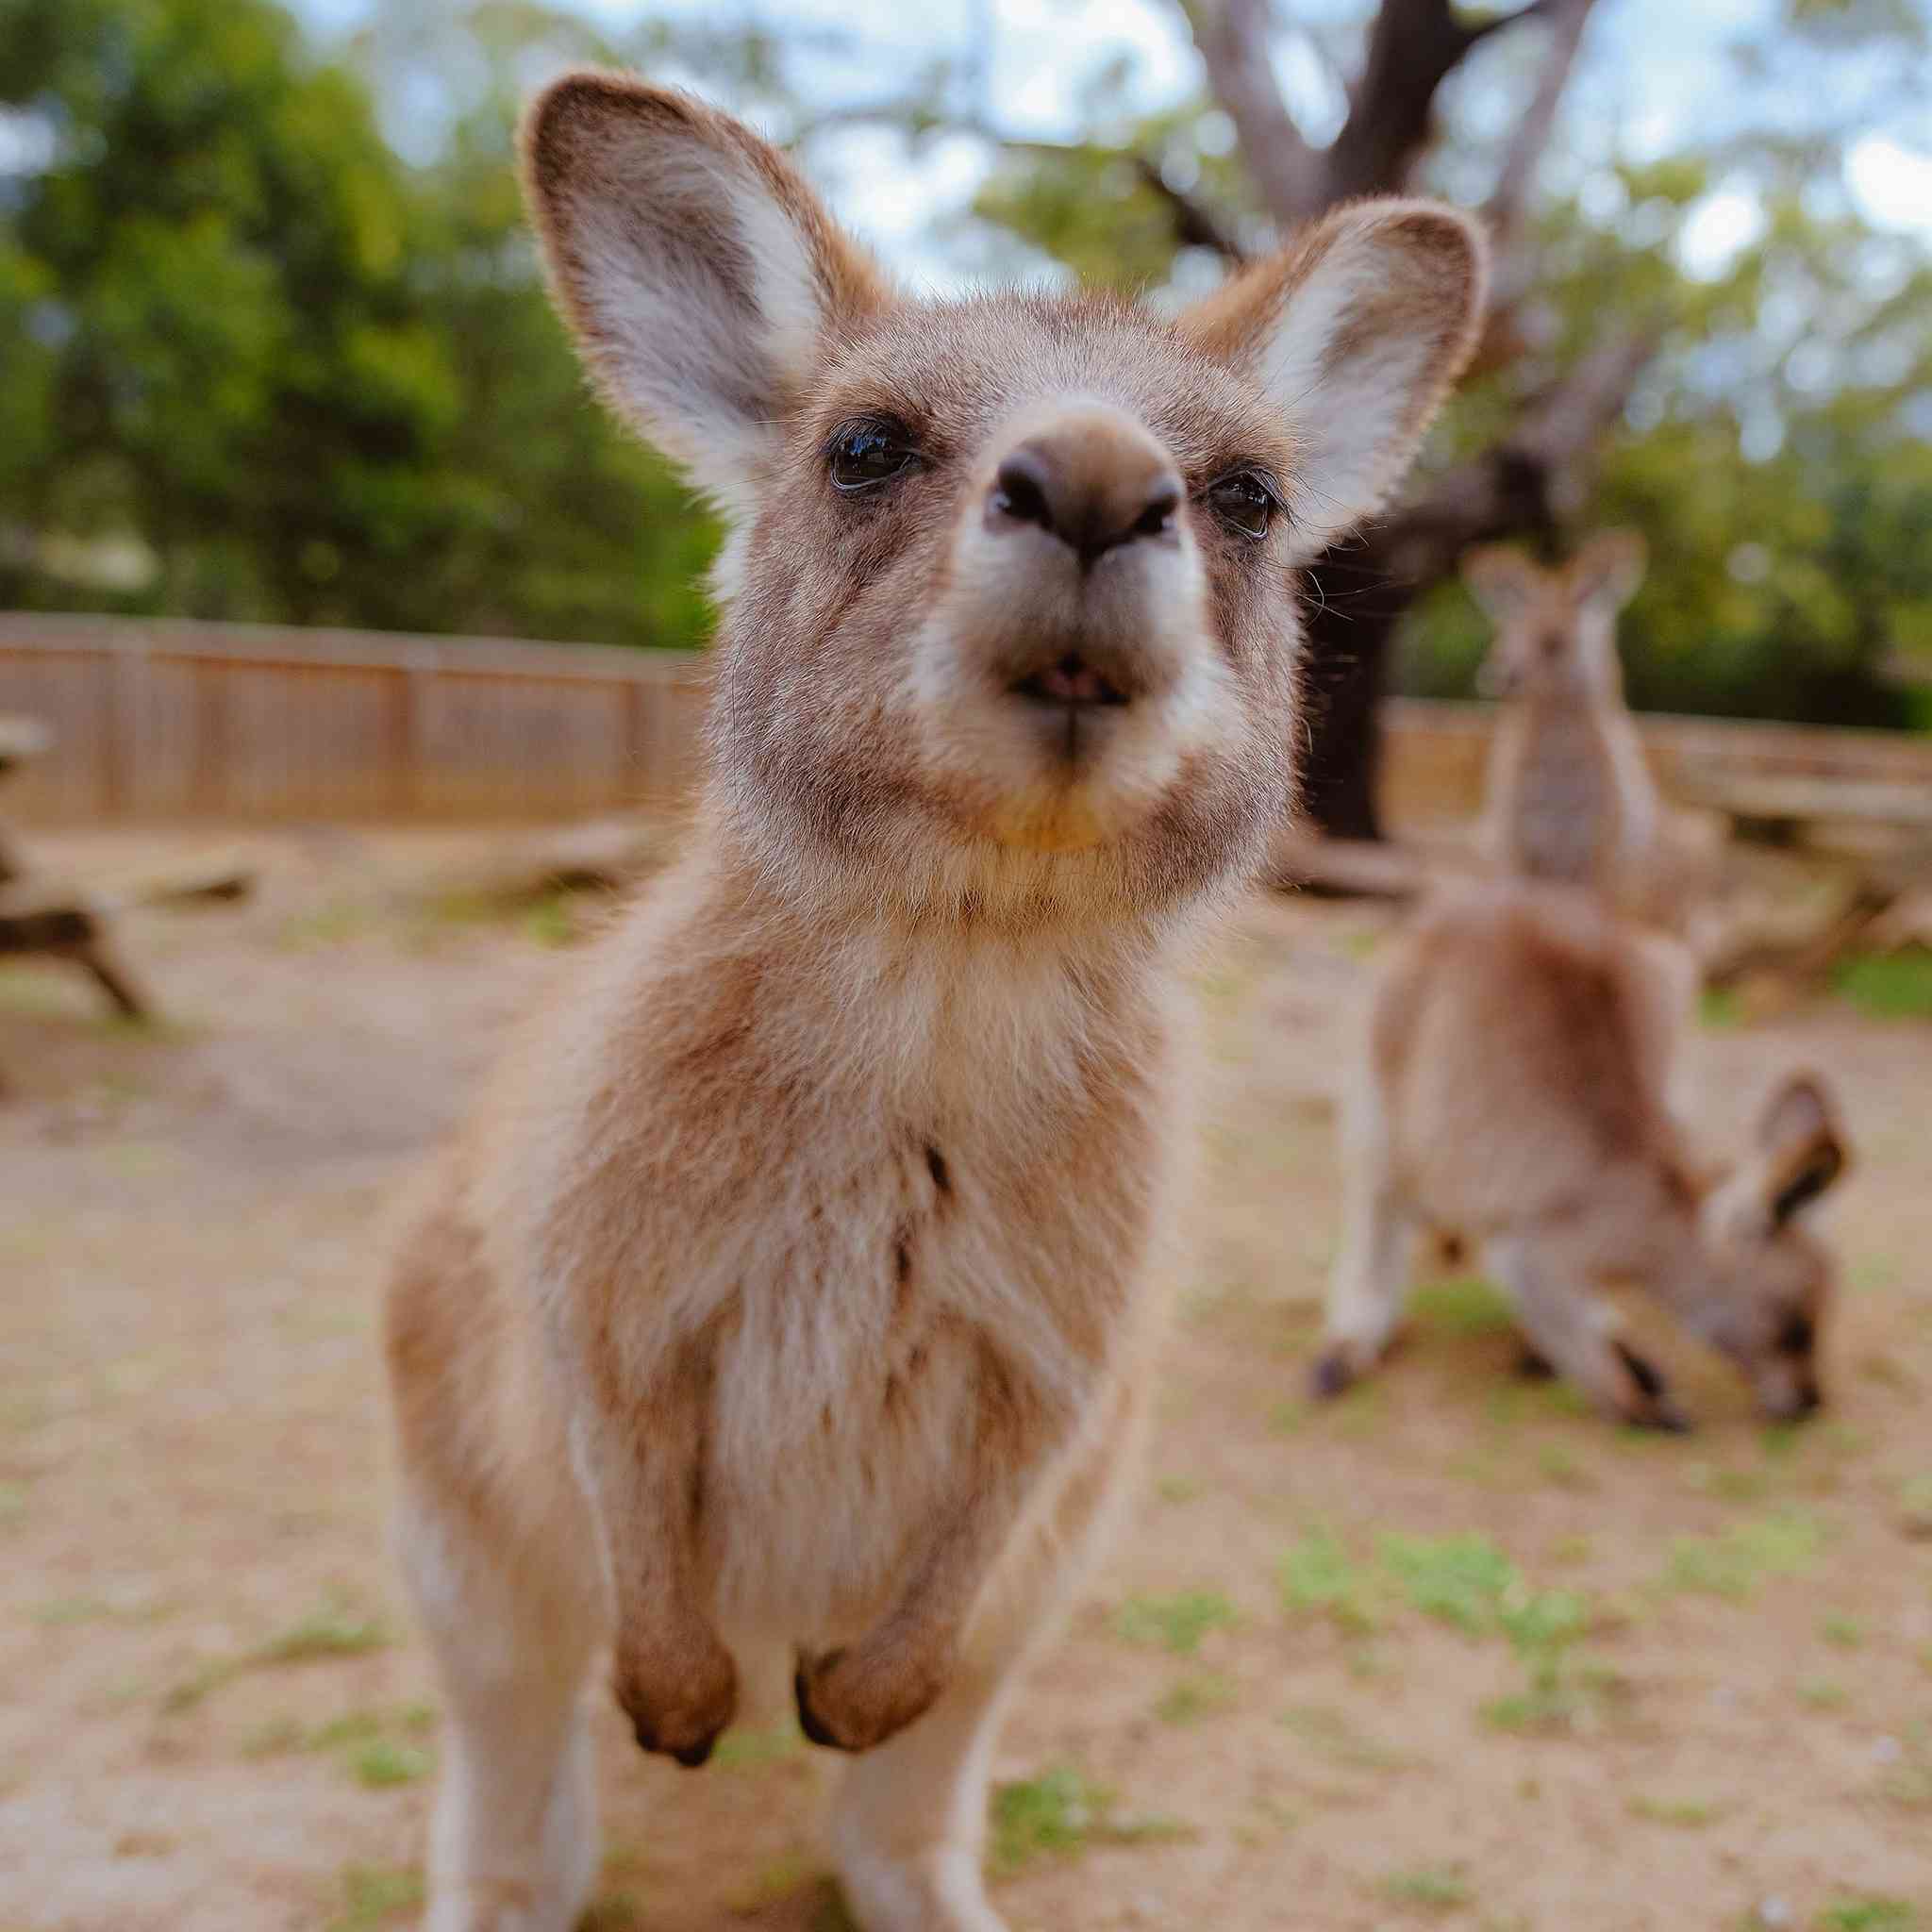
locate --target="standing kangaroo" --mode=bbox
[1463,532,1668,913]
[384,73,1486,1932]
[1313,880,1846,1428]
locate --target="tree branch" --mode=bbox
[1377,322,1660,584]
[1485,0,1600,296]
[1181,0,1324,221]
[1133,157,1246,261]
[1317,0,1499,205]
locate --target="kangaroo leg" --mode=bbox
[1488,1235,1689,1431]
[1313,1070,1414,1397]
[387,1210,606,1932]
[563,1327,740,1767]
[827,1381,1141,1932]
[793,1326,1074,1757]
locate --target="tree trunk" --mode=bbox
[1297,538,1409,841]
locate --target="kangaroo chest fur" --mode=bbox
[490,868,1182,1641]
[1509,705,1619,877]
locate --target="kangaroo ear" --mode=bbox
[1461,544,1547,625]
[522,72,888,517]
[1758,1073,1847,1226]
[1568,529,1647,615]
[1180,199,1488,562]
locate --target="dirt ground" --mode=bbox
[4,825,1929,1932]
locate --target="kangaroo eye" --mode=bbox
[1203,469,1282,541]
[828,420,920,493]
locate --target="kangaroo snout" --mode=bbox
[985,409,1183,569]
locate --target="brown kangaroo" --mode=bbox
[383,73,1486,1932]
[1314,879,1847,1429]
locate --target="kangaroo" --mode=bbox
[1462,532,1673,913]
[384,72,1485,1932]
[1312,880,1846,1429]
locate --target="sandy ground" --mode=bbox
[3,826,1929,1932]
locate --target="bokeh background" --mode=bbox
[4,7,1932,1932]
[4,0,1930,764]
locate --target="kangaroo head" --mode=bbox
[1464,530,1645,706]
[524,75,1486,930]
[1695,1071,1849,1421]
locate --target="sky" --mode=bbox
[296,0,1932,290]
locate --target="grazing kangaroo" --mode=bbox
[384,71,1485,1932]
[1313,880,1846,1429]
[1462,532,1670,909]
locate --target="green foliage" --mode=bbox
[0,0,717,647]
[1397,174,1932,727]
[968,48,1932,735]
[1835,951,1932,1019]
[1109,1588,1238,1655]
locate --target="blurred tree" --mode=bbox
[1400,172,1932,727]
[0,0,717,645]
[966,0,1932,829]
[2,0,1927,744]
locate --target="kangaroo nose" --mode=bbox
[988,414,1182,566]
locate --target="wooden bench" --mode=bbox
[1674,774,1932,847]
[0,714,151,1024]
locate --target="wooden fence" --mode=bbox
[3,611,1929,827]
[0,613,708,824]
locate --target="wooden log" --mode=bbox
[0,877,151,1020]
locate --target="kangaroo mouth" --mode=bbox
[1008,652,1131,710]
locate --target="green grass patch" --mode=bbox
[1820,1613,1864,1649]
[725,1853,826,1912]
[1110,1589,1237,1656]
[1279,1529,1382,1634]
[1409,1277,1514,1338]
[710,1722,805,1772]
[325,1865,423,1931]
[1835,951,1932,1020]
[1897,1474,1932,1533]
[253,1594,388,1665]
[1660,1513,1823,1598]
[167,1594,391,1711]
[1280,1704,1411,1772]
[1380,1533,1516,1633]
[159,1657,242,1714]
[1381,1865,1473,1913]
[1535,1442,1596,1491]
[349,1739,430,1790]
[1797,1676,1849,1709]
[239,1704,432,1786]
[1880,1724,1932,1811]
[1819,1902,1917,1932]
[1625,1793,1720,1827]
[1699,986,1746,1029]
[987,1765,1191,1877]
[1154,1673,1239,1725]
[578,1895,646,1930]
